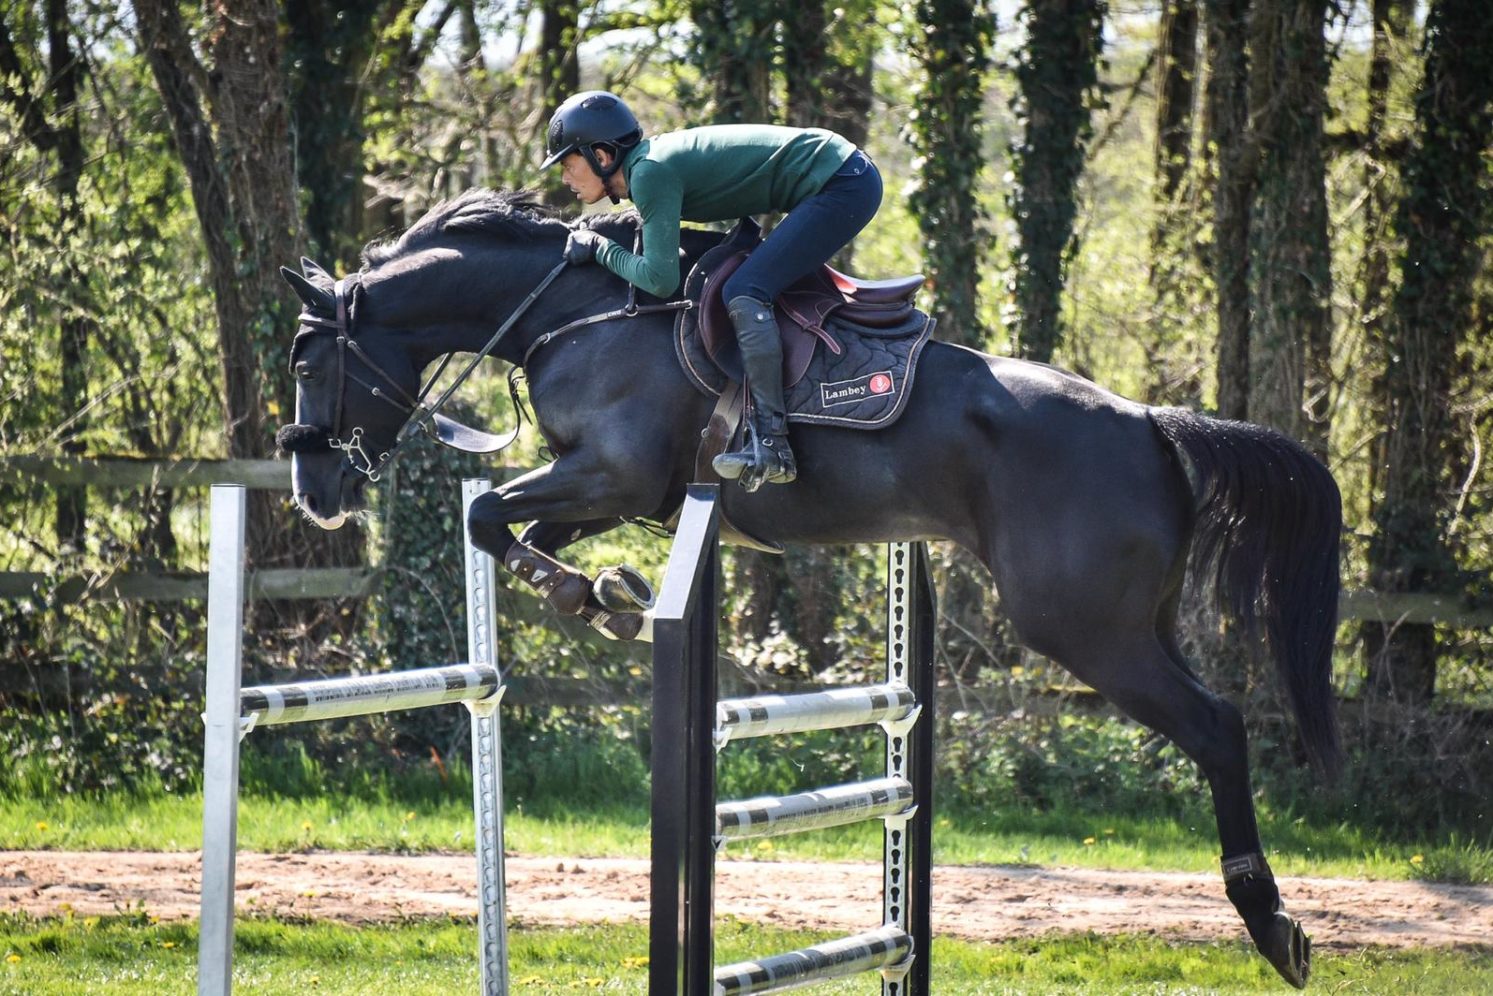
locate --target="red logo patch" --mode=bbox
[869,373,893,395]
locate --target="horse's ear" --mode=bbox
[282,266,335,312]
[299,256,336,290]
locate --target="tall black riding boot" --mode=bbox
[712,295,797,490]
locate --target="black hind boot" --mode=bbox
[713,296,797,490]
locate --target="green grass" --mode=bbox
[2,914,1490,995]
[1,789,1479,884]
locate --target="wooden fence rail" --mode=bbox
[1,455,290,490]
[2,566,1487,627]
[2,455,1490,627]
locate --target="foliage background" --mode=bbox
[1,0,1490,859]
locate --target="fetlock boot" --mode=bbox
[713,296,798,489]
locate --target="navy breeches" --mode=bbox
[721,150,884,305]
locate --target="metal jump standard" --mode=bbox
[198,479,508,996]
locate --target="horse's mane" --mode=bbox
[361,188,650,269]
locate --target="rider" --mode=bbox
[540,90,883,488]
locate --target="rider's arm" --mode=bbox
[593,160,682,299]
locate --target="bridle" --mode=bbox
[280,248,691,482]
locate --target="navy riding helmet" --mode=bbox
[540,90,643,184]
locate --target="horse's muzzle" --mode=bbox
[276,423,333,454]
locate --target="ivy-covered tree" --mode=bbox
[1202,0,1252,421]
[783,0,874,147]
[285,1,408,270]
[906,0,995,348]
[1006,0,1105,362]
[687,0,777,123]
[1366,0,1493,703]
[1358,0,1413,515]
[1245,0,1333,454]
[537,0,582,205]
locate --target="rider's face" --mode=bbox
[560,150,616,204]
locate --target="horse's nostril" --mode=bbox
[299,492,318,515]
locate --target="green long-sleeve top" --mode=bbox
[593,124,856,298]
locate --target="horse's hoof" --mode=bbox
[1259,911,1310,989]
[594,565,656,612]
[585,608,645,642]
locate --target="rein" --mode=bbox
[281,254,692,482]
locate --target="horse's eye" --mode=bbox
[296,364,318,382]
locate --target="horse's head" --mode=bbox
[277,257,419,529]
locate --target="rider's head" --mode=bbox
[540,90,642,205]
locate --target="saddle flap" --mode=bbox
[699,252,819,388]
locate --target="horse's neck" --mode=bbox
[399,249,628,367]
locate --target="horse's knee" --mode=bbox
[466,491,516,558]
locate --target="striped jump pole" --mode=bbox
[650,485,935,996]
[239,663,500,729]
[714,925,914,996]
[198,479,509,996]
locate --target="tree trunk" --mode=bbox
[1147,0,1201,405]
[1366,0,1493,704]
[46,0,90,553]
[1008,0,1105,362]
[285,1,389,270]
[136,0,360,571]
[907,0,996,348]
[1,6,94,552]
[1356,0,1411,680]
[538,0,581,207]
[784,0,873,267]
[1202,0,1252,421]
[1360,0,1412,493]
[1245,0,1332,455]
[1154,0,1197,201]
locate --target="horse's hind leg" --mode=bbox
[1054,632,1310,988]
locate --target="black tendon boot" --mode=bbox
[713,296,798,489]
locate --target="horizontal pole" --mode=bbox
[717,683,916,742]
[1338,589,1493,629]
[241,663,499,727]
[0,567,380,603]
[0,455,289,490]
[713,925,912,996]
[716,777,913,841]
[1,454,535,493]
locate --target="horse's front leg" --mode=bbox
[467,457,663,641]
[516,519,657,615]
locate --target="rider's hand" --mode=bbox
[564,229,607,266]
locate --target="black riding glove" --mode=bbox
[564,229,607,266]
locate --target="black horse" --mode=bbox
[279,189,1340,988]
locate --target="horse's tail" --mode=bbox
[1149,407,1343,780]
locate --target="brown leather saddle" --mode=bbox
[687,220,924,389]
